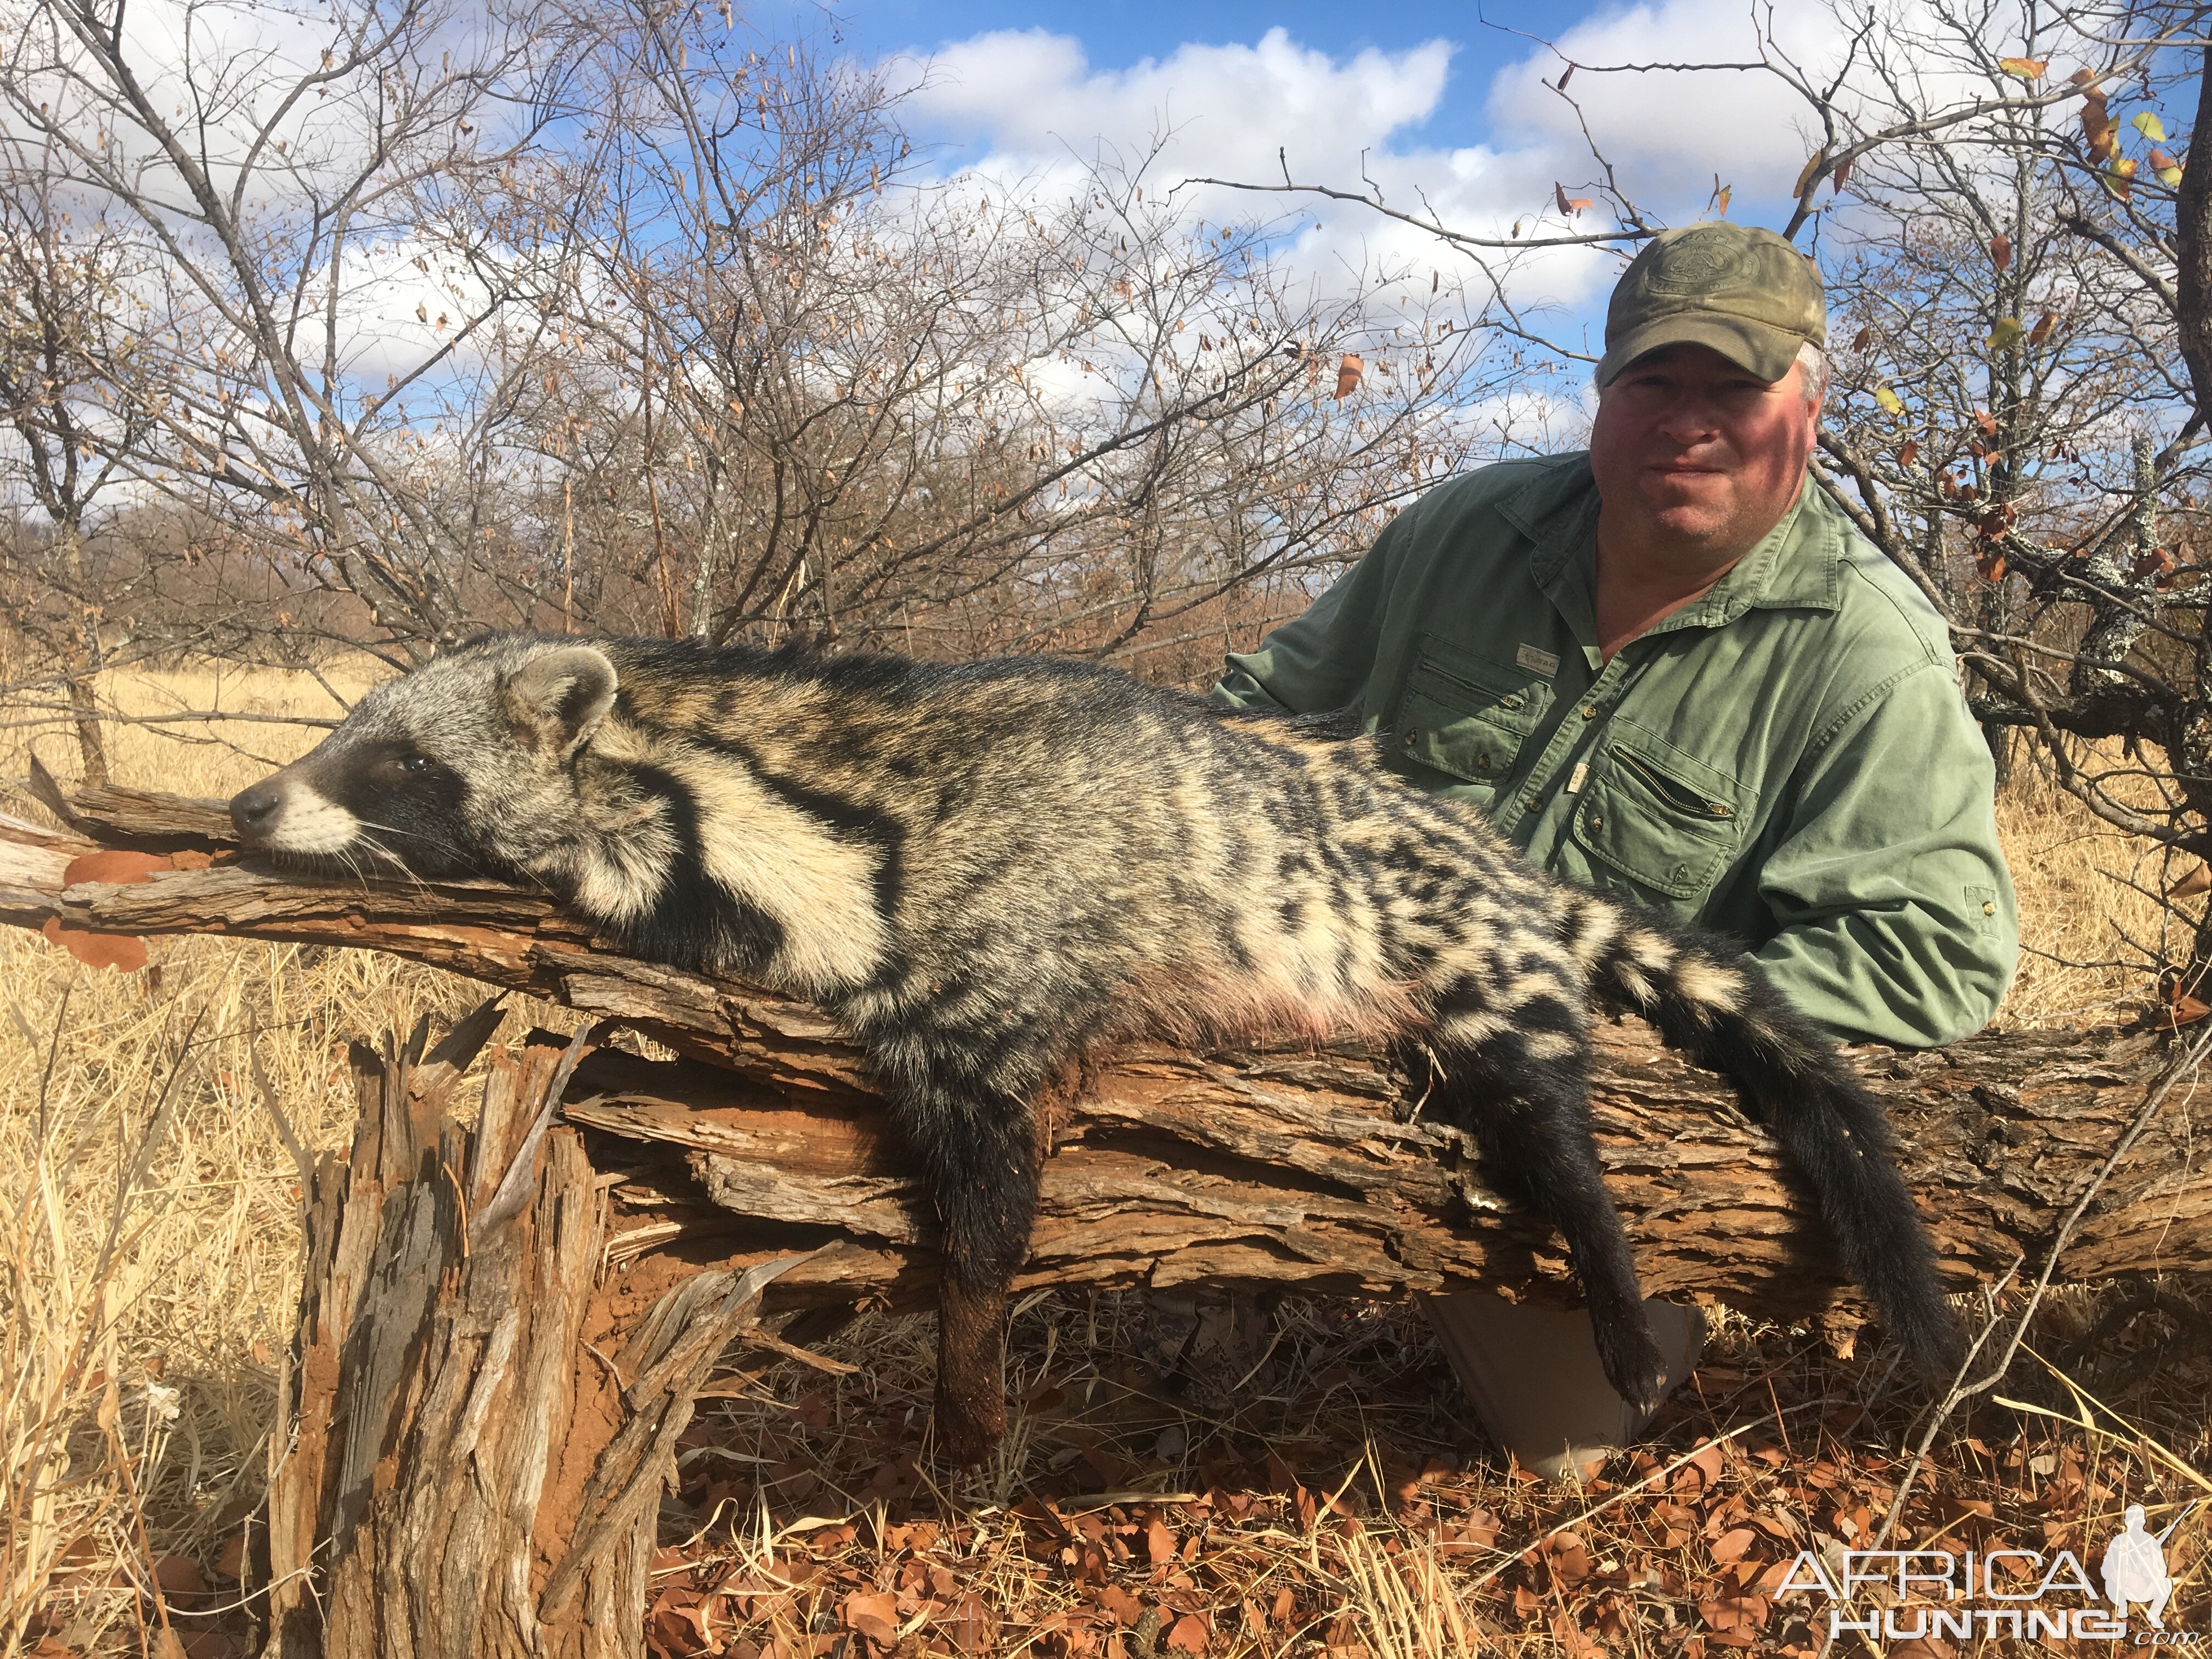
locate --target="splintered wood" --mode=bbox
[259,1006,799,1659]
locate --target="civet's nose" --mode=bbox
[229,782,283,842]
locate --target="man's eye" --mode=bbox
[397,754,432,775]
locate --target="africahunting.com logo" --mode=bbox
[1777,1503,2197,1644]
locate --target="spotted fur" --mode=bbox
[230,634,1960,1459]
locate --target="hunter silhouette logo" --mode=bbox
[1777,1501,2199,1643]
[2103,1503,2192,1632]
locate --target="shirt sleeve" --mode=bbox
[1747,663,2019,1047]
[1209,504,1419,714]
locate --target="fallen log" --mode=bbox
[2,781,2204,1327]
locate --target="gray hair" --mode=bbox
[1796,340,1829,409]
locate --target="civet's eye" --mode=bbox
[397,753,432,775]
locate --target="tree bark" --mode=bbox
[2,783,2207,1333]
[258,1000,802,1659]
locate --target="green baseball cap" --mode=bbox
[1596,223,1826,386]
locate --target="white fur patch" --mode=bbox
[568,814,681,924]
[658,744,889,994]
[1438,1008,1509,1046]
[1670,958,1744,1012]
[263,783,361,855]
[1566,902,1620,971]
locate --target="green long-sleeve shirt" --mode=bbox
[1211,451,2018,1048]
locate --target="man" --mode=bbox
[1210,223,2018,1476]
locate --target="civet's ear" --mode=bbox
[504,645,618,759]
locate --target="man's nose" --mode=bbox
[1653,396,1724,440]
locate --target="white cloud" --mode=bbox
[882,4,1878,324]
[891,27,1612,319]
[1484,0,1851,213]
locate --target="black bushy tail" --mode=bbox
[1578,906,1963,1376]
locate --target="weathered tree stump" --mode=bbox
[258,1002,802,1659]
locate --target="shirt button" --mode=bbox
[1475,755,1490,771]
[1523,794,1538,809]
[1582,705,1598,720]
[1983,901,1997,916]
[1588,814,1603,830]
[1403,729,1417,746]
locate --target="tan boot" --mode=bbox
[1421,1293,1705,1482]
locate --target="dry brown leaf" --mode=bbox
[1144,1517,1176,1565]
[1710,1526,1758,1563]
[1334,353,1364,400]
[41,918,149,973]
[153,1554,207,1595]
[2169,860,2211,899]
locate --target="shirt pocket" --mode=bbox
[1571,726,1751,902]
[1391,637,1555,792]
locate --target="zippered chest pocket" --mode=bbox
[1392,639,1555,791]
[1572,726,1752,901]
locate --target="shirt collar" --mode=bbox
[1503,449,1846,631]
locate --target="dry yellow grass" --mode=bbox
[0,664,2195,1655]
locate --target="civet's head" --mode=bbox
[228,636,618,879]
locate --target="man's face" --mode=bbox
[1588,342,1819,560]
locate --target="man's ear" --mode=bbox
[503,646,618,758]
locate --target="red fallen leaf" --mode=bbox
[2168,984,2211,1026]
[1547,1531,1595,1587]
[941,1593,998,1654]
[1683,1440,1725,1489]
[1989,234,2012,272]
[1165,1613,1209,1654]
[1711,1526,1758,1563]
[1334,353,1364,400]
[43,917,150,973]
[62,849,174,886]
[1753,1558,1795,1592]
[1144,1517,1176,1566]
[1270,1586,1294,1624]
[153,1554,207,1595]
[1096,1584,1145,1626]
[797,1390,831,1430]
[1014,1497,1069,1541]
[841,1590,899,1651]
[215,1533,247,1581]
